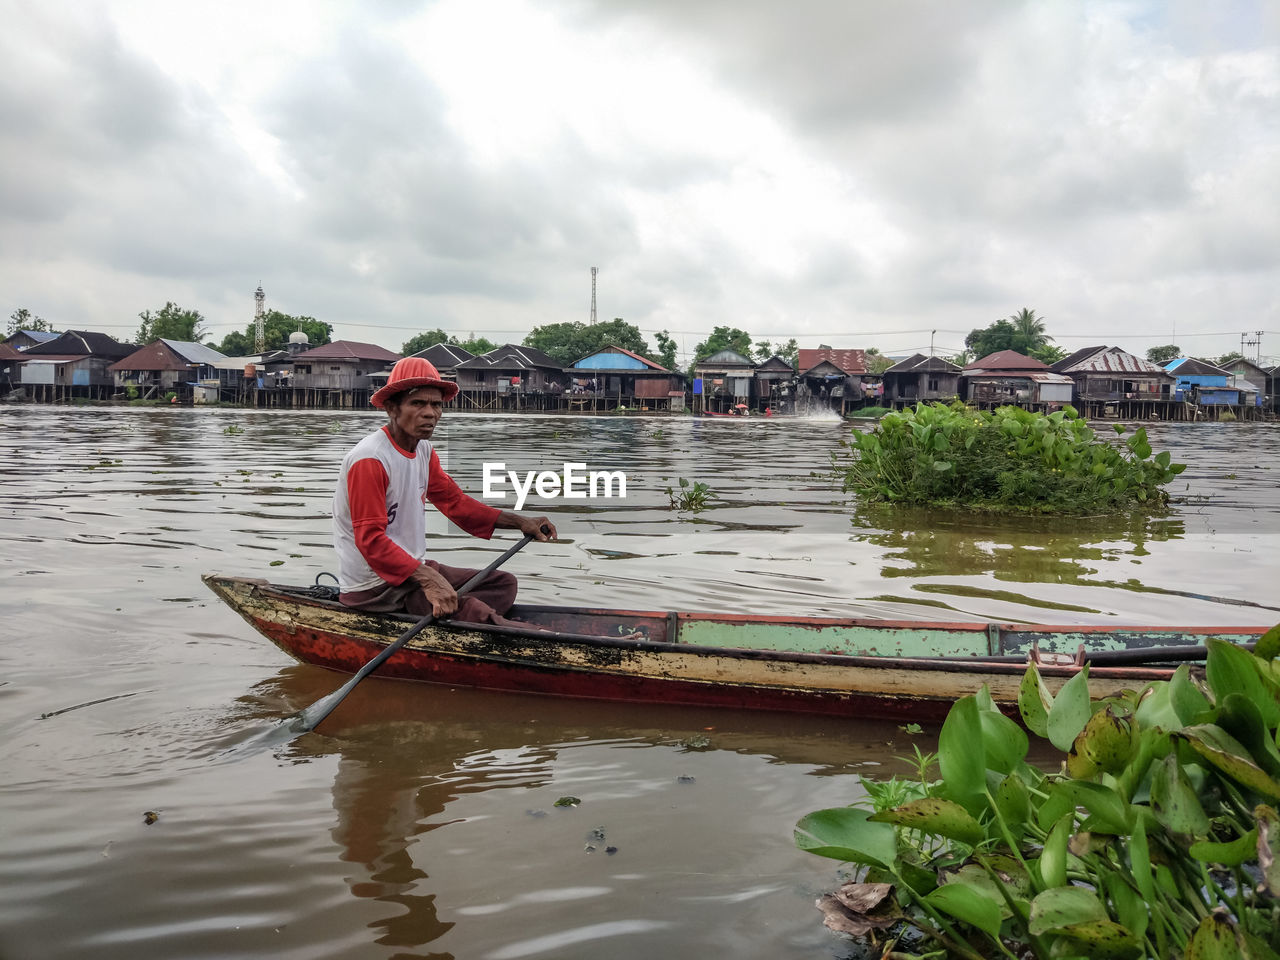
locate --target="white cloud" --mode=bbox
[0,0,1276,361]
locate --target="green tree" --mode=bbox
[753,338,800,367]
[691,326,753,366]
[401,329,455,355]
[7,308,54,336]
[137,302,207,344]
[524,318,654,366]
[965,309,1054,360]
[1215,352,1245,368]
[215,310,333,355]
[1008,307,1052,354]
[964,318,1015,359]
[1145,344,1181,365]
[653,330,679,371]
[864,347,894,375]
[1030,344,1067,365]
[457,335,498,355]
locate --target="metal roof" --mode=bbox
[797,348,867,375]
[1166,357,1231,376]
[697,348,754,367]
[455,344,563,370]
[410,342,476,367]
[1026,372,1075,384]
[885,353,961,374]
[964,350,1048,371]
[22,330,134,360]
[293,340,401,362]
[571,344,669,371]
[158,339,227,365]
[1055,346,1171,376]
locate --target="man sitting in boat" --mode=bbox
[332,356,556,626]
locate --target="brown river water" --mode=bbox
[2,406,1277,959]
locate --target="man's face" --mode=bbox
[387,386,445,441]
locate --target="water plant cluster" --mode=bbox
[833,403,1185,514]
[665,476,718,512]
[795,628,1280,960]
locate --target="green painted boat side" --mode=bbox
[674,617,995,657]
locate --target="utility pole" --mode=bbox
[1241,330,1263,363]
[930,329,936,356]
[588,267,599,327]
[254,286,266,354]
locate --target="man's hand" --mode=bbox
[497,511,558,542]
[408,563,458,617]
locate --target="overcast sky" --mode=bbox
[3,0,1277,365]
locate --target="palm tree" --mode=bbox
[1009,308,1052,355]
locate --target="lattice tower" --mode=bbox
[590,267,597,325]
[254,286,266,353]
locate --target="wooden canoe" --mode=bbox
[203,574,1267,722]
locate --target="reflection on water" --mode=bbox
[0,406,1277,959]
[225,672,909,958]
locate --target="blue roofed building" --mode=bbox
[1163,357,1236,404]
[569,344,685,411]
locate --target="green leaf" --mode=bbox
[1169,665,1212,726]
[1052,780,1132,836]
[1047,667,1092,752]
[1205,638,1280,727]
[1028,885,1108,935]
[932,459,953,472]
[994,773,1031,835]
[978,707,1029,774]
[1136,680,1183,731]
[794,807,898,867]
[1128,816,1156,902]
[869,797,985,846]
[939,695,986,800]
[1072,707,1135,775]
[1103,872,1148,944]
[1184,912,1245,960]
[1189,828,1257,866]
[1056,919,1144,959]
[1038,813,1072,889]
[926,882,1003,938]
[1257,623,1280,662]
[1150,752,1211,838]
[1176,725,1280,800]
[1218,692,1280,779]
[1019,664,1052,738]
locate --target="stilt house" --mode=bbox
[18,331,135,401]
[961,350,1074,408]
[454,345,565,410]
[882,354,962,405]
[568,345,685,411]
[108,339,228,401]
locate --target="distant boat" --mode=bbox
[203,575,1264,722]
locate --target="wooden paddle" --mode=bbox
[290,530,540,733]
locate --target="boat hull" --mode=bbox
[203,575,1264,721]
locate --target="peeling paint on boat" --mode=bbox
[203,574,1266,722]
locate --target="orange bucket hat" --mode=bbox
[370,356,459,407]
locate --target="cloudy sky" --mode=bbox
[3,0,1278,365]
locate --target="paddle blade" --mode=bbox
[290,678,360,733]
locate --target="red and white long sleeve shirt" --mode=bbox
[331,426,501,592]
